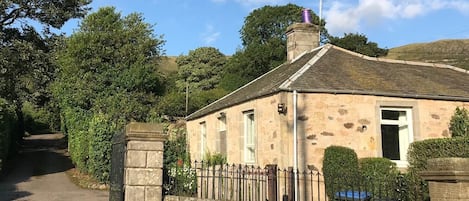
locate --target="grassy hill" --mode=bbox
[384,39,469,70]
[158,56,178,74]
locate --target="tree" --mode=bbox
[175,47,226,92]
[328,33,388,57]
[54,7,166,182]
[220,4,325,90]
[0,0,90,145]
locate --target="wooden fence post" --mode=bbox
[267,164,278,201]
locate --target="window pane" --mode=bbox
[382,110,400,120]
[381,125,400,160]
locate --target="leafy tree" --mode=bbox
[175,47,226,92]
[221,4,325,90]
[53,7,166,182]
[0,0,90,146]
[328,33,388,57]
[449,107,469,138]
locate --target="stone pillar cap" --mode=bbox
[420,157,469,182]
[125,122,167,141]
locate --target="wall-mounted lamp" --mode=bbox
[277,103,287,114]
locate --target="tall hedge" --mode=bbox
[0,99,18,171]
[88,113,116,182]
[322,146,360,198]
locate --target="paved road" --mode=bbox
[0,133,109,201]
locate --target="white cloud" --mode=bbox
[324,0,469,36]
[234,0,287,8]
[201,24,221,45]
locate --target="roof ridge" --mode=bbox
[279,44,333,89]
[330,45,469,74]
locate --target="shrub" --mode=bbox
[0,99,18,171]
[87,113,116,183]
[359,158,399,198]
[449,107,469,138]
[204,152,227,166]
[322,146,360,198]
[408,137,469,172]
[407,137,469,200]
[162,125,196,196]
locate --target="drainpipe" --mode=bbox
[293,90,298,201]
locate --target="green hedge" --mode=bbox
[359,157,399,198]
[408,137,469,172]
[322,146,360,198]
[0,99,18,171]
[87,113,116,183]
[407,137,469,200]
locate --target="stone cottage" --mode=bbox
[185,22,469,171]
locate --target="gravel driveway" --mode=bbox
[0,133,109,201]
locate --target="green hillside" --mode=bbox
[384,39,469,70]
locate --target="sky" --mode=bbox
[60,0,469,56]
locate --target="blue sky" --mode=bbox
[60,0,469,56]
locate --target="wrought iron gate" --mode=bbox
[109,131,126,201]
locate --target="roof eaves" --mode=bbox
[279,44,332,89]
[296,88,469,102]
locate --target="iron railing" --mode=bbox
[163,162,425,201]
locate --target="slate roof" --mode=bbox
[186,44,469,120]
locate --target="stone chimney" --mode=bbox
[286,23,319,61]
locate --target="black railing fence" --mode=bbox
[163,161,424,201]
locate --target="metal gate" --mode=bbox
[109,131,126,201]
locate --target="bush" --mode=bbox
[322,146,360,198]
[449,107,469,138]
[204,152,227,166]
[87,113,116,183]
[163,125,196,196]
[407,137,469,200]
[359,158,399,198]
[0,99,18,171]
[408,137,469,172]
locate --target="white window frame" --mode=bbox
[200,121,207,159]
[380,107,414,167]
[243,111,256,164]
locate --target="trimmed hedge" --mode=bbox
[359,157,399,198]
[408,137,469,172]
[407,137,469,201]
[87,113,116,183]
[322,146,360,198]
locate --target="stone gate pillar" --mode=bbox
[124,122,167,201]
[420,158,469,201]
